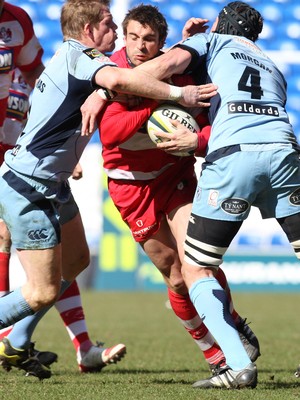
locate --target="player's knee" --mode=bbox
[79,249,90,270]
[166,263,186,291]
[155,247,180,269]
[168,277,186,293]
[72,248,90,277]
[155,254,185,289]
[27,283,60,311]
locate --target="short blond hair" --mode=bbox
[61,0,111,40]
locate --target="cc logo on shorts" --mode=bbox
[27,229,49,241]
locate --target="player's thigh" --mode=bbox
[17,245,62,290]
[184,213,242,267]
[141,217,181,277]
[167,202,192,262]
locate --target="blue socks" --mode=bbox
[189,277,251,370]
[0,287,34,328]
[7,279,71,348]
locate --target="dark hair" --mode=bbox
[214,1,263,42]
[122,4,168,45]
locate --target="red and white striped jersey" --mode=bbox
[3,68,30,145]
[0,2,43,139]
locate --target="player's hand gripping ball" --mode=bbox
[147,104,199,156]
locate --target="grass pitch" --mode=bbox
[1,291,300,400]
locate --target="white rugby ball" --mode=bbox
[147,104,199,156]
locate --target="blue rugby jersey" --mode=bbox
[4,39,116,182]
[178,32,297,154]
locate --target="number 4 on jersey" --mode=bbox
[238,66,264,99]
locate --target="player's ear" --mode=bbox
[83,22,93,39]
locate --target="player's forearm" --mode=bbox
[95,66,217,109]
[95,67,183,102]
[135,47,192,80]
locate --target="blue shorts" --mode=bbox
[0,167,79,249]
[192,143,300,221]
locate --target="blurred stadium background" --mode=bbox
[8,0,300,292]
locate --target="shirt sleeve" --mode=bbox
[14,6,44,71]
[194,111,211,157]
[99,98,159,149]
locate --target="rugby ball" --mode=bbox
[147,104,199,156]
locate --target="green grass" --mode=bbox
[1,291,300,399]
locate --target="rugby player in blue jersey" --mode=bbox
[0,0,217,380]
[131,0,300,389]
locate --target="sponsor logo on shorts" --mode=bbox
[221,198,249,214]
[289,188,300,206]
[27,229,49,241]
[208,190,219,207]
[133,223,157,238]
